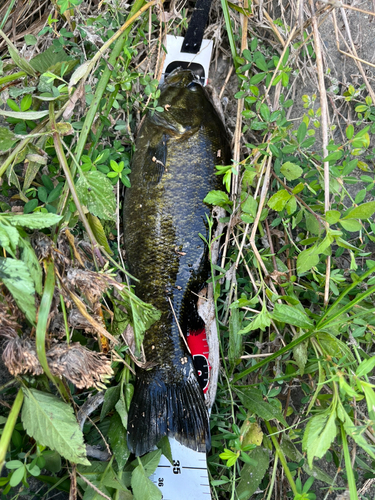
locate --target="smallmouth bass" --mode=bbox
[123,69,231,456]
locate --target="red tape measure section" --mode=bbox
[187,327,211,394]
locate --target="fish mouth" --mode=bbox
[163,68,202,89]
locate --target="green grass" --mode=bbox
[0,1,375,499]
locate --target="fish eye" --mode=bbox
[187,81,201,91]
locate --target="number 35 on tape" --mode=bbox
[149,438,211,500]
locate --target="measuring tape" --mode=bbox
[150,438,211,500]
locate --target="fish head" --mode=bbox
[156,69,206,134]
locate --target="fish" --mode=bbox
[123,69,231,457]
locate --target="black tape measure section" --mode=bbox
[181,0,213,54]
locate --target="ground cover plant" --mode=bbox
[0,0,375,499]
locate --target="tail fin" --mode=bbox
[127,358,210,456]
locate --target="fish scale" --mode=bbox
[124,69,231,457]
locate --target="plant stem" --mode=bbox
[317,265,375,327]
[341,425,359,500]
[220,0,240,71]
[36,258,69,400]
[265,421,298,496]
[0,388,24,474]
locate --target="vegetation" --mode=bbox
[0,0,375,499]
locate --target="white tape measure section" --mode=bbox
[160,35,213,86]
[150,438,212,500]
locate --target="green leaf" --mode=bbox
[0,127,18,152]
[238,303,271,334]
[21,387,90,466]
[25,34,38,45]
[297,246,319,274]
[157,436,173,465]
[138,449,162,476]
[325,210,341,224]
[343,201,375,220]
[305,212,321,235]
[100,385,121,421]
[0,212,62,229]
[131,465,162,500]
[237,388,288,426]
[286,196,297,215]
[339,219,362,232]
[280,162,303,181]
[302,410,337,467]
[0,109,49,120]
[339,403,375,459]
[297,122,307,143]
[271,303,314,329]
[75,171,117,221]
[9,466,25,487]
[30,45,74,74]
[259,103,270,122]
[87,214,113,255]
[108,411,130,469]
[250,73,266,84]
[0,257,36,323]
[281,435,333,484]
[356,357,375,378]
[203,190,231,207]
[355,188,366,204]
[359,382,375,419]
[0,30,37,76]
[19,238,43,295]
[267,189,291,211]
[293,330,308,375]
[237,448,269,500]
[228,307,243,365]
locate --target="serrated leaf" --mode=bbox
[139,449,162,476]
[267,189,291,211]
[237,388,288,426]
[0,257,36,323]
[108,411,130,469]
[29,45,72,74]
[302,410,337,467]
[87,214,113,254]
[0,212,62,229]
[343,201,375,220]
[238,303,271,334]
[131,465,161,500]
[271,303,313,329]
[21,387,90,465]
[237,447,269,500]
[280,162,303,181]
[0,127,18,152]
[203,190,231,207]
[76,171,117,221]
